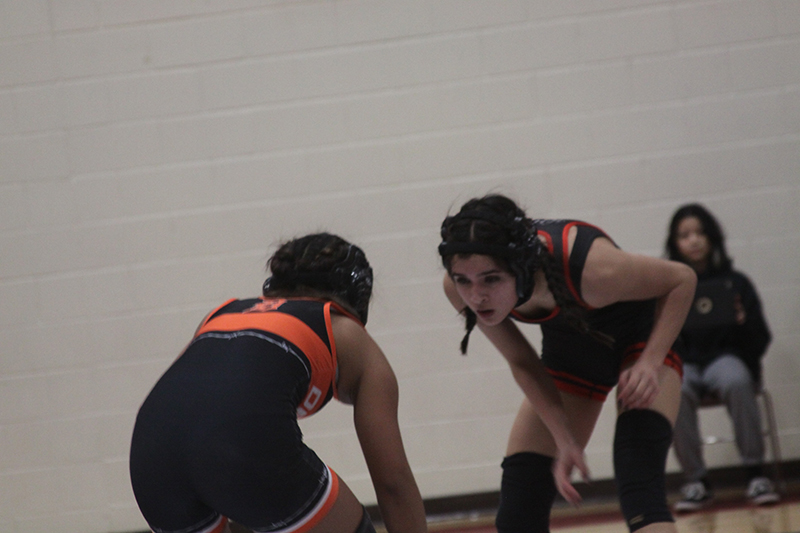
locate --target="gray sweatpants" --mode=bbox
[672,354,764,482]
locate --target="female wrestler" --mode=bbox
[130,233,427,533]
[438,195,696,533]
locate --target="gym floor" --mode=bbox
[417,468,800,533]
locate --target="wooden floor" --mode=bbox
[550,499,800,533]
[424,488,800,533]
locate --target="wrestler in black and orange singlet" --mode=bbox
[129,298,353,533]
[510,220,683,401]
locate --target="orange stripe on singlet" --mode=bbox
[196,299,236,332]
[196,311,329,361]
[286,467,341,533]
[195,310,336,411]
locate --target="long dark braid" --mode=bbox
[538,248,614,347]
[460,307,478,354]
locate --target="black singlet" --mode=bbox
[129,298,354,533]
[510,220,682,400]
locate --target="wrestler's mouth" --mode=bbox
[476,309,494,320]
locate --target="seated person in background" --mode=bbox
[129,233,428,533]
[665,204,776,512]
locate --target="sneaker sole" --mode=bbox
[674,500,713,512]
[751,494,780,505]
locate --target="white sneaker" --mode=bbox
[746,477,780,505]
[674,481,713,512]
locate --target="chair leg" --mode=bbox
[759,390,784,493]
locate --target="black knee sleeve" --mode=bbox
[495,452,556,533]
[613,409,674,532]
[354,506,376,533]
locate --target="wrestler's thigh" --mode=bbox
[617,364,682,425]
[308,477,364,533]
[506,392,604,457]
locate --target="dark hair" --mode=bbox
[263,233,373,324]
[439,195,540,306]
[439,194,612,354]
[665,203,732,274]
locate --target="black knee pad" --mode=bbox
[613,409,674,532]
[354,506,376,533]
[495,452,556,533]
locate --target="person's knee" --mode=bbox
[708,355,751,392]
[614,409,674,532]
[718,376,755,400]
[495,452,556,533]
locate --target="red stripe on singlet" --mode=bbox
[621,342,684,379]
[547,368,614,401]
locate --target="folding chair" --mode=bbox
[699,387,783,492]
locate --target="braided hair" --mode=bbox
[263,233,373,325]
[536,242,614,347]
[439,194,612,353]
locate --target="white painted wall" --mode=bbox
[1,1,798,531]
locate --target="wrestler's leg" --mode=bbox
[506,392,603,457]
[219,476,367,533]
[496,393,603,533]
[644,364,682,425]
[308,477,367,533]
[614,365,682,533]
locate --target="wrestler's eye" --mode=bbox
[452,276,470,286]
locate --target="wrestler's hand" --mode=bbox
[553,441,590,506]
[617,358,660,410]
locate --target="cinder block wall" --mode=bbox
[1,1,798,531]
